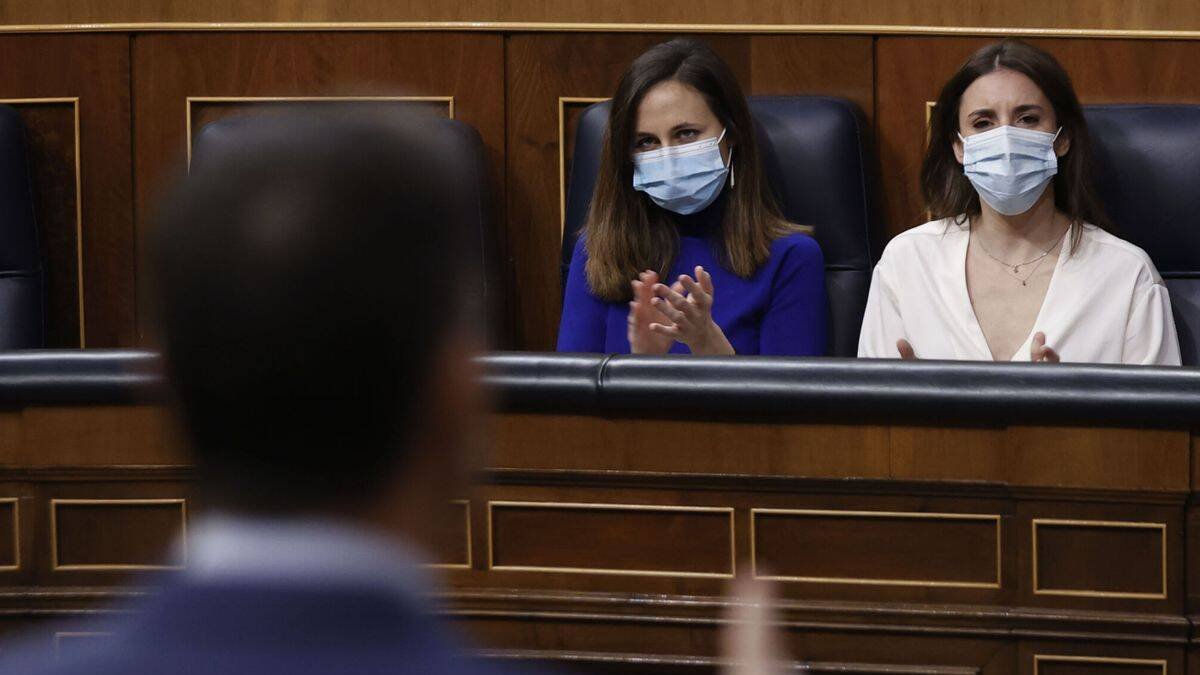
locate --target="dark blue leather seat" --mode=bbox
[191,112,502,338]
[0,104,44,350]
[1086,105,1200,365]
[562,97,880,357]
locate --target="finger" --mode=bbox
[648,322,681,338]
[671,280,685,296]
[654,283,694,315]
[896,339,916,360]
[679,274,707,300]
[651,296,686,324]
[697,266,714,294]
[1042,347,1060,363]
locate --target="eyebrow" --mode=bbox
[634,121,699,137]
[968,104,1045,117]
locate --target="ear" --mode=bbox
[953,134,965,165]
[1054,130,1071,157]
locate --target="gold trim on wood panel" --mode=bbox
[487,500,736,579]
[557,96,608,238]
[428,498,473,570]
[4,22,1200,40]
[0,97,85,347]
[185,95,456,167]
[0,498,18,572]
[750,508,1002,589]
[1034,655,1168,675]
[50,498,188,571]
[1032,518,1168,599]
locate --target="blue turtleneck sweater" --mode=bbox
[556,194,827,355]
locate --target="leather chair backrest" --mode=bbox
[562,96,880,357]
[1086,105,1200,365]
[0,104,44,350]
[190,112,502,336]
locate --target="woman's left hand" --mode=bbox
[648,265,735,356]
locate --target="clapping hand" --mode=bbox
[647,266,735,356]
[627,271,676,354]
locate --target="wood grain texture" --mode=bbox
[2,0,1200,32]
[505,34,872,349]
[130,32,506,344]
[875,37,1200,238]
[0,34,133,346]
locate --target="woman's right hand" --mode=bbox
[628,270,676,354]
[896,339,917,360]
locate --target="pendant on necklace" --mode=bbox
[1021,280,1027,286]
[1012,265,1020,273]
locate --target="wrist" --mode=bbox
[690,321,734,356]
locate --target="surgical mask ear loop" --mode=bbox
[729,147,735,188]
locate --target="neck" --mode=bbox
[973,187,1066,256]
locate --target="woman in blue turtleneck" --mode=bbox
[556,38,827,356]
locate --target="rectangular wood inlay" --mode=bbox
[0,498,17,570]
[1033,519,1167,599]
[752,509,1001,588]
[1035,655,1167,675]
[489,501,734,578]
[51,499,187,571]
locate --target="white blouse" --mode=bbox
[858,218,1181,365]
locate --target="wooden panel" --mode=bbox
[1033,520,1166,599]
[1034,657,1165,675]
[14,406,184,467]
[131,32,506,344]
[429,500,472,568]
[0,35,133,346]
[3,1,1200,32]
[506,34,872,350]
[876,37,1200,239]
[892,426,1190,492]
[488,501,733,577]
[51,499,185,570]
[752,509,1000,588]
[490,414,892,477]
[0,499,16,570]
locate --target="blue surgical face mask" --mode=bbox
[959,125,1061,216]
[632,128,730,215]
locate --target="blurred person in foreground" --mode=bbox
[7,111,508,675]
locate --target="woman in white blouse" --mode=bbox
[858,40,1180,365]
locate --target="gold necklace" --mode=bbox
[971,221,1067,285]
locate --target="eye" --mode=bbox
[634,136,658,150]
[676,128,699,140]
[971,119,993,130]
[1017,114,1040,126]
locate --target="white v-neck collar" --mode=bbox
[955,225,1071,362]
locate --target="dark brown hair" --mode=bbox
[921,39,1110,248]
[584,38,808,301]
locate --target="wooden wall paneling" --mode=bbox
[506,34,873,349]
[4,1,1200,33]
[0,35,133,347]
[130,32,506,344]
[1017,642,1180,675]
[1015,500,1185,614]
[875,37,1200,240]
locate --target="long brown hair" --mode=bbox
[921,39,1110,249]
[584,38,808,301]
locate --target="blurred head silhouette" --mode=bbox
[152,109,484,544]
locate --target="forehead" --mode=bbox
[635,79,717,130]
[960,68,1051,113]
